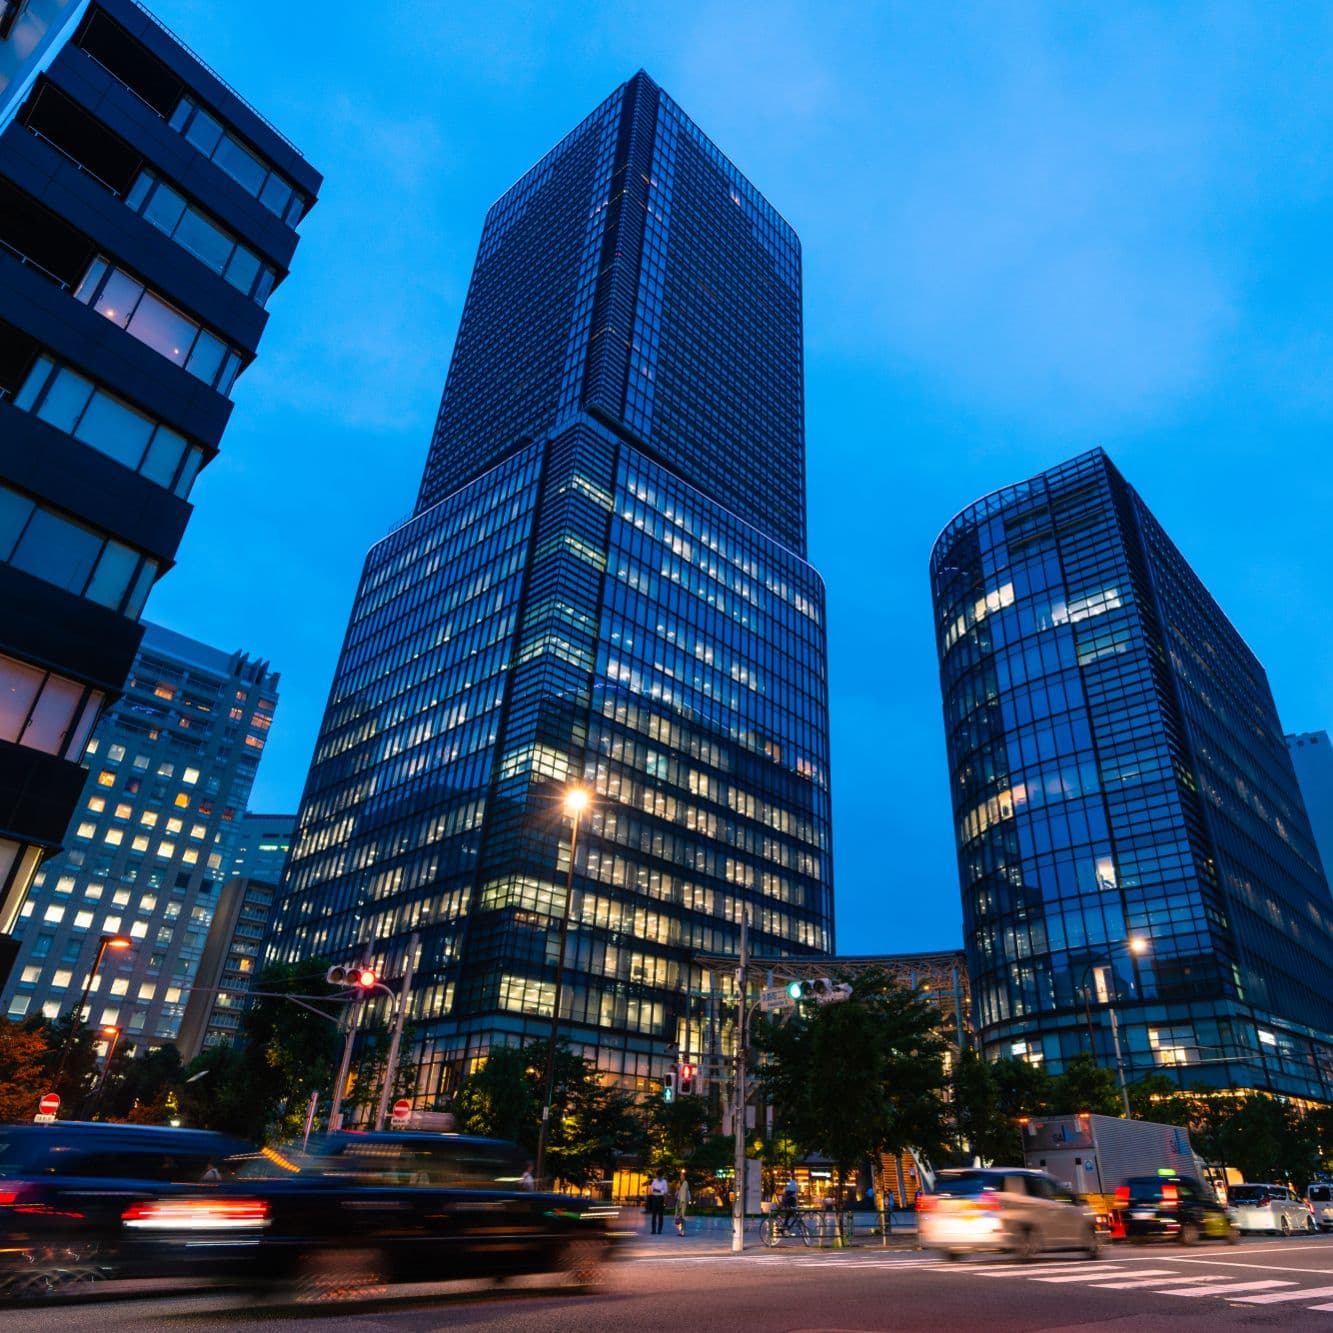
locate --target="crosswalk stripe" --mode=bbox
[1234,1284,1333,1304]
[1159,1279,1295,1297]
[1308,1303,1333,1311]
[1087,1274,1215,1285]
[1031,1270,1140,1283]
[973,1264,1125,1279]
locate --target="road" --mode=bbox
[13,1234,1333,1330]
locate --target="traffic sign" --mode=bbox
[759,986,793,1013]
[38,1092,59,1116]
[390,1098,412,1125]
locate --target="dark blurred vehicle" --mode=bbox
[1115,1174,1239,1245]
[118,1130,621,1299]
[0,1121,253,1296]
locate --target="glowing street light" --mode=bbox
[534,784,592,1187]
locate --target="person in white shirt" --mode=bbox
[647,1170,669,1234]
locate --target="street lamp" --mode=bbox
[534,784,590,1188]
[55,934,131,1085]
[1079,937,1149,1118]
[91,1025,121,1111]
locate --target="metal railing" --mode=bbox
[0,236,70,290]
[128,0,302,157]
[27,126,121,197]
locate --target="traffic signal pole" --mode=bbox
[375,933,418,1130]
[732,909,749,1254]
[329,996,359,1132]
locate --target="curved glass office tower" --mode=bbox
[931,448,1333,1100]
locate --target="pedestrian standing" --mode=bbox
[647,1169,669,1234]
[674,1170,691,1235]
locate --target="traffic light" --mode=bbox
[678,1061,697,1095]
[785,978,853,1005]
[663,1069,677,1103]
[326,964,378,989]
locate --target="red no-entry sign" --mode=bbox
[391,1098,411,1122]
[38,1092,59,1115]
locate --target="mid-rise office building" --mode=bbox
[0,0,318,982]
[223,810,293,884]
[1288,732,1333,884]
[175,809,292,1058]
[931,449,1333,1100]
[269,71,834,1100]
[2,622,278,1048]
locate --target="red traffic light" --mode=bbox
[354,968,377,989]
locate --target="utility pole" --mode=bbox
[731,909,750,1254]
[329,996,359,1132]
[375,932,418,1130]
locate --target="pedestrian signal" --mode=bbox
[663,1069,677,1103]
[678,1062,697,1095]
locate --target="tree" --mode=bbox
[1049,1053,1123,1118]
[757,968,951,1206]
[99,1044,183,1121]
[1127,1073,1193,1125]
[450,1044,538,1144]
[1217,1095,1319,1186]
[0,1017,53,1122]
[447,1039,645,1187]
[643,1092,712,1169]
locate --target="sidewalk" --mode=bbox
[621,1212,921,1256]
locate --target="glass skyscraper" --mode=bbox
[931,449,1333,1100]
[269,71,834,1100]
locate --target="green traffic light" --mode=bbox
[786,980,804,999]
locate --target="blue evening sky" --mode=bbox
[144,1,1333,955]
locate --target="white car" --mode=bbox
[919,1168,1100,1261]
[1227,1184,1313,1235]
[1309,1184,1333,1232]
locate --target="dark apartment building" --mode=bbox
[269,71,834,1101]
[931,449,1333,1100]
[2,622,277,1047]
[0,0,318,982]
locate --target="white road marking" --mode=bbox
[1158,1279,1296,1297]
[1233,1284,1333,1304]
[972,1263,1130,1279]
[1087,1274,1215,1285]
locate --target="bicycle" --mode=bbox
[761,1209,814,1247]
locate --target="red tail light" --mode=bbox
[122,1198,270,1230]
[1114,1186,1129,1206]
[1161,1184,1178,1205]
[916,1193,935,1212]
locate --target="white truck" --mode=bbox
[1019,1113,1211,1234]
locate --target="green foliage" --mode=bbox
[450,1044,538,1143]
[1048,1052,1123,1117]
[179,961,341,1141]
[1127,1073,1193,1125]
[643,1092,711,1167]
[99,1044,183,1121]
[756,968,951,1180]
[447,1040,646,1187]
[1215,1094,1320,1185]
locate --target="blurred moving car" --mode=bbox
[1116,1174,1238,1245]
[0,1121,253,1296]
[918,1168,1100,1261]
[1228,1183,1313,1235]
[118,1130,621,1299]
[1308,1183,1333,1232]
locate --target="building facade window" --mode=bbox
[73,258,242,394]
[15,356,204,496]
[125,170,276,303]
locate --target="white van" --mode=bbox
[1308,1183,1333,1232]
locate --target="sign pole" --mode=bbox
[731,908,749,1254]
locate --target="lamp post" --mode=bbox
[91,1024,121,1112]
[55,934,131,1086]
[534,784,589,1189]
[1079,937,1148,1118]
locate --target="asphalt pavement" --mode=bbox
[11,1233,1333,1330]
